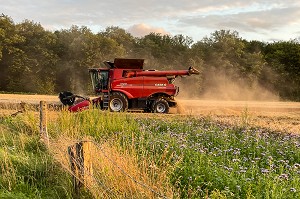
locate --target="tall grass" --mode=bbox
[0,113,73,198]
[49,109,175,198]
[50,109,300,198]
[1,108,300,198]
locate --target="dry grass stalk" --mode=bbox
[49,137,174,198]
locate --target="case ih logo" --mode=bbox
[155,83,166,87]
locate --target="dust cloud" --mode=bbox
[175,101,186,114]
[176,69,279,101]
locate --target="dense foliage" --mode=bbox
[1,14,300,100]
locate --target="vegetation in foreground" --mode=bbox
[1,110,300,198]
[0,113,74,198]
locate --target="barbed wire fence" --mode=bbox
[39,101,169,199]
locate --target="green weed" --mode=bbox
[0,114,73,199]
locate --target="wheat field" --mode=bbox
[1,93,300,134]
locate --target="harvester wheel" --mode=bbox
[152,98,169,113]
[109,92,128,112]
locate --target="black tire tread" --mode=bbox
[109,92,128,112]
[151,98,169,113]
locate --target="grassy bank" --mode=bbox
[1,109,300,198]
[0,113,74,198]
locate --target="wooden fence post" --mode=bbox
[39,101,49,145]
[82,141,93,188]
[68,141,93,197]
[68,143,83,198]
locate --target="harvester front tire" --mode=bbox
[152,98,169,113]
[109,92,128,112]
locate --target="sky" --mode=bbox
[2,0,300,42]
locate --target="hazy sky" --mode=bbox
[2,0,300,42]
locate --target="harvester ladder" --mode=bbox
[103,92,110,109]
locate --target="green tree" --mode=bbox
[1,14,300,100]
[201,30,264,80]
[135,33,193,70]
[0,14,26,91]
[191,30,266,98]
[15,20,59,94]
[263,40,300,100]
[0,16,59,93]
[99,26,135,56]
[55,26,94,93]
[54,26,127,93]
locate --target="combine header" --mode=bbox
[59,58,199,113]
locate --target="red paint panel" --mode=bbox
[111,76,144,98]
[69,100,90,112]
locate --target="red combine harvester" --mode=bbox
[59,58,199,113]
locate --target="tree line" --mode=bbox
[1,14,300,101]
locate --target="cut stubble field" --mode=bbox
[0,94,300,134]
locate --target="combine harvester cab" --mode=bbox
[59,58,199,113]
